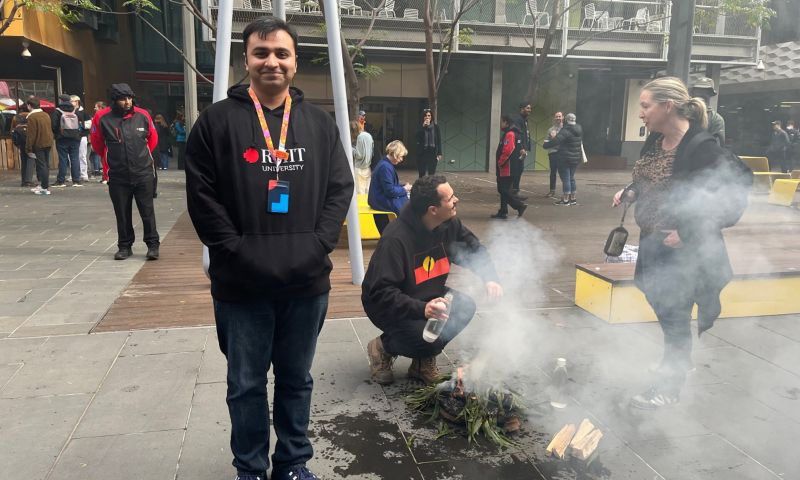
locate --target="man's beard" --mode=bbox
[111,102,133,115]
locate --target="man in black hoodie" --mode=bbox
[185,17,353,480]
[51,94,83,187]
[362,175,503,386]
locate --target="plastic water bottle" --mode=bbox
[549,358,569,409]
[422,291,454,343]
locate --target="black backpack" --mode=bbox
[11,114,28,148]
[683,131,754,229]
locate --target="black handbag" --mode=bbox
[604,201,630,257]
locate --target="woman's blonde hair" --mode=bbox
[385,140,408,159]
[643,76,708,129]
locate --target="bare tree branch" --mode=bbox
[0,0,22,36]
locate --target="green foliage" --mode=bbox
[695,0,775,32]
[11,0,159,31]
[405,374,524,449]
[311,43,384,80]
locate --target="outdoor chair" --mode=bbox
[376,0,396,18]
[286,0,302,12]
[261,0,272,11]
[521,0,550,28]
[622,7,648,30]
[302,0,320,12]
[403,8,419,19]
[339,0,363,16]
[580,3,608,30]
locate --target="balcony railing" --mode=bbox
[202,0,761,64]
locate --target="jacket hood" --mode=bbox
[227,84,305,107]
[57,101,74,112]
[109,83,136,101]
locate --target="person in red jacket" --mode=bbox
[90,83,160,261]
[491,115,527,219]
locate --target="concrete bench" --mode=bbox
[575,262,800,324]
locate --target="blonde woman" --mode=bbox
[368,140,411,233]
[350,120,373,194]
[612,76,746,409]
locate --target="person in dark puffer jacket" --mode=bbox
[543,112,583,205]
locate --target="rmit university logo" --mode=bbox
[242,148,307,173]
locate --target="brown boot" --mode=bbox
[408,356,441,385]
[367,337,395,385]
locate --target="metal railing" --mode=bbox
[203,0,760,62]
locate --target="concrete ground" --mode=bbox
[1,167,799,480]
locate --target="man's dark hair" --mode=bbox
[410,174,447,216]
[518,101,531,109]
[243,16,299,52]
[27,97,40,109]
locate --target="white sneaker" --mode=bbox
[34,189,51,195]
[30,186,43,193]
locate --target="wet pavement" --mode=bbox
[1,167,799,480]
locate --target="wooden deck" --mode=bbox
[92,212,373,332]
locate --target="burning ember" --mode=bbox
[405,365,526,448]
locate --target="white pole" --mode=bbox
[213,0,233,103]
[182,0,198,129]
[274,0,286,20]
[204,0,234,278]
[322,0,365,285]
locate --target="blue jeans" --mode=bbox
[56,138,81,183]
[214,293,329,476]
[90,152,102,172]
[557,163,577,195]
[159,151,170,169]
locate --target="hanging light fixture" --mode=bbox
[21,41,31,58]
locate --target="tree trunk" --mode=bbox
[525,0,561,104]
[422,0,438,116]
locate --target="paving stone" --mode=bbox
[756,315,800,343]
[10,322,97,337]
[631,433,778,480]
[0,336,48,363]
[1,332,127,398]
[0,363,22,390]
[177,382,235,480]
[197,331,227,384]
[689,382,800,479]
[24,311,105,327]
[74,351,202,437]
[0,394,91,480]
[121,327,211,357]
[50,430,184,480]
[311,344,390,416]
[308,410,422,480]
[0,300,45,316]
[707,319,800,376]
[0,315,27,333]
[318,318,360,343]
[418,453,543,480]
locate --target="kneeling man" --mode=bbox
[362,175,504,385]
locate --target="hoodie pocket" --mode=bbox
[210,231,330,292]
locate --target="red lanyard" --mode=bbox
[248,88,292,170]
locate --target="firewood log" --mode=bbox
[546,423,576,459]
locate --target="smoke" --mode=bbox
[445,220,563,395]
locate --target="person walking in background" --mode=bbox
[70,95,91,182]
[767,120,791,173]
[415,109,442,177]
[363,175,504,385]
[544,111,563,198]
[89,102,105,179]
[491,115,527,219]
[11,103,35,187]
[25,97,55,196]
[544,113,583,206]
[511,101,532,198]
[351,120,373,194]
[51,94,83,187]
[154,114,173,170]
[369,140,412,233]
[612,76,748,410]
[786,120,799,172]
[690,77,725,145]
[91,83,160,261]
[185,17,353,480]
[172,111,187,170]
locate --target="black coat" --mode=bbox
[543,123,583,166]
[631,125,742,326]
[415,123,442,156]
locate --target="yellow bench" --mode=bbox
[753,172,790,193]
[740,156,769,172]
[768,179,800,207]
[575,263,800,324]
[344,194,397,241]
